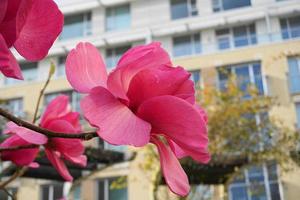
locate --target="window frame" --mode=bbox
[105,4,131,32]
[287,57,300,94]
[280,15,300,40]
[105,45,131,69]
[40,183,64,200]
[97,177,128,200]
[59,12,92,40]
[212,0,252,12]
[172,33,201,57]
[170,0,198,20]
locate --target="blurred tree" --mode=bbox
[139,75,299,200]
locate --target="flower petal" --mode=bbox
[4,122,48,145]
[40,95,70,127]
[81,86,151,147]
[107,42,171,100]
[0,1,8,23]
[127,65,195,109]
[151,136,190,196]
[14,0,63,61]
[0,134,39,166]
[45,148,73,182]
[0,34,23,79]
[47,119,85,157]
[137,96,210,163]
[66,42,107,93]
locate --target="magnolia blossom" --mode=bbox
[0,0,63,79]
[0,95,87,181]
[66,42,210,196]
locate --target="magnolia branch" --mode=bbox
[0,107,98,140]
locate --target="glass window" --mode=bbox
[106,5,130,31]
[41,184,63,200]
[213,0,251,12]
[190,70,201,85]
[109,178,128,200]
[280,16,300,40]
[171,0,197,20]
[288,57,300,94]
[57,56,66,77]
[218,62,263,94]
[296,103,300,129]
[60,12,91,40]
[106,46,131,69]
[97,178,128,200]
[173,34,201,57]
[4,98,23,117]
[73,185,81,200]
[229,164,281,200]
[216,24,256,50]
[5,62,38,85]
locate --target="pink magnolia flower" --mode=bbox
[0,0,63,79]
[0,95,87,181]
[66,42,210,196]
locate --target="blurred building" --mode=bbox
[0,0,300,199]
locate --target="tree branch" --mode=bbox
[0,107,98,140]
[0,144,39,152]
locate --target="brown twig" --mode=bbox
[0,144,39,152]
[32,62,55,124]
[0,167,27,189]
[0,107,98,140]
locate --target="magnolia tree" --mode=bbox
[0,0,210,199]
[139,77,300,200]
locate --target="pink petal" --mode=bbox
[14,0,63,61]
[4,122,48,145]
[57,112,82,132]
[66,42,107,93]
[0,34,23,79]
[107,42,171,101]
[45,148,73,182]
[137,96,210,164]
[40,95,70,127]
[0,134,39,166]
[168,139,210,163]
[63,155,87,167]
[127,65,195,109]
[0,1,8,23]
[28,162,39,168]
[46,119,85,156]
[81,86,151,147]
[151,136,190,196]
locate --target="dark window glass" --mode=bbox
[53,185,63,200]
[288,58,300,94]
[173,34,201,57]
[109,178,128,200]
[230,186,249,200]
[171,0,189,20]
[280,16,300,39]
[223,0,251,10]
[98,180,105,200]
[106,46,131,69]
[41,186,50,200]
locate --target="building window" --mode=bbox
[106,5,130,31]
[190,70,201,86]
[296,103,300,129]
[173,34,201,57]
[60,12,91,40]
[218,62,264,95]
[212,0,251,12]
[0,188,17,200]
[106,46,131,69]
[72,185,81,200]
[288,57,300,94]
[229,164,281,200]
[4,98,23,117]
[4,62,38,85]
[170,0,198,20]
[56,56,66,77]
[216,24,256,50]
[280,16,300,40]
[44,91,81,112]
[97,177,128,200]
[41,183,64,200]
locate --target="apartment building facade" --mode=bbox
[1,0,300,199]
